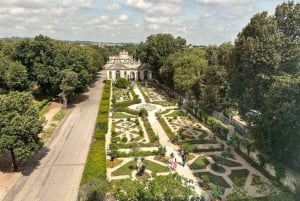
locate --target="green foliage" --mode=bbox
[95,80,111,139]
[81,140,106,184]
[78,179,111,201]
[136,33,186,76]
[115,78,129,89]
[60,69,78,98]
[37,99,50,111]
[53,109,67,121]
[139,108,148,117]
[113,173,195,201]
[190,156,209,170]
[11,35,107,96]
[141,117,158,143]
[0,92,43,171]
[5,62,30,91]
[156,114,176,143]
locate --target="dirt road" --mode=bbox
[3,71,106,201]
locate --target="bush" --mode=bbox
[38,99,50,110]
[115,78,129,89]
[139,108,148,117]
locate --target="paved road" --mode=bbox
[3,71,106,201]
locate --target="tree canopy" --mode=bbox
[0,92,43,171]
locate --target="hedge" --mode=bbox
[38,98,50,110]
[156,115,177,143]
[95,80,111,139]
[81,140,106,184]
[81,80,111,185]
[142,117,158,143]
[116,149,158,157]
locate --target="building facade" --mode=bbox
[104,50,152,81]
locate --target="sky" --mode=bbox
[0,0,293,45]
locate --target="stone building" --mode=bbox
[104,50,152,81]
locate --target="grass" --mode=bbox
[152,100,174,106]
[39,105,50,116]
[190,156,210,170]
[114,112,136,118]
[194,172,230,188]
[165,110,185,118]
[40,126,56,141]
[81,140,106,184]
[53,109,67,121]
[111,159,169,176]
[210,155,241,167]
[228,169,250,186]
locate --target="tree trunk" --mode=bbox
[9,148,19,171]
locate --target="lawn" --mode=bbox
[111,159,169,176]
[228,169,250,186]
[152,100,174,106]
[194,172,230,188]
[53,109,67,121]
[114,112,136,118]
[210,155,241,167]
[190,156,210,170]
[165,110,185,118]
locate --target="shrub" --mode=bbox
[121,136,128,143]
[139,108,148,117]
[38,99,50,110]
[115,78,129,89]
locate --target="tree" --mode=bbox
[136,34,186,77]
[250,76,300,170]
[60,69,79,101]
[0,92,43,171]
[115,77,129,89]
[230,11,282,116]
[5,62,30,91]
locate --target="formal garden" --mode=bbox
[80,78,280,201]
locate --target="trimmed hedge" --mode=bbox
[156,115,177,143]
[81,80,111,185]
[38,98,50,110]
[142,117,158,143]
[190,109,229,140]
[81,140,106,184]
[95,80,111,139]
[116,149,158,157]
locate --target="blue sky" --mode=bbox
[0,0,293,45]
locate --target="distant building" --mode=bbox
[104,50,152,81]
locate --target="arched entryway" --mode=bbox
[116,70,121,79]
[144,70,148,80]
[130,71,135,81]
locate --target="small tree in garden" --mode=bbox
[115,78,129,89]
[157,145,166,157]
[139,108,148,117]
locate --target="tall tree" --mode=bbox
[5,62,30,91]
[0,92,43,171]
[230,11,282,116]
[136,34,186,77]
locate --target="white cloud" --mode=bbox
[196,0,254,6]
[126,0,183,15]
[118,14,128,21]
[104,2,120,10]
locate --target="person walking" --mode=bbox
[172,158,177,171]
[182,152,187,167]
